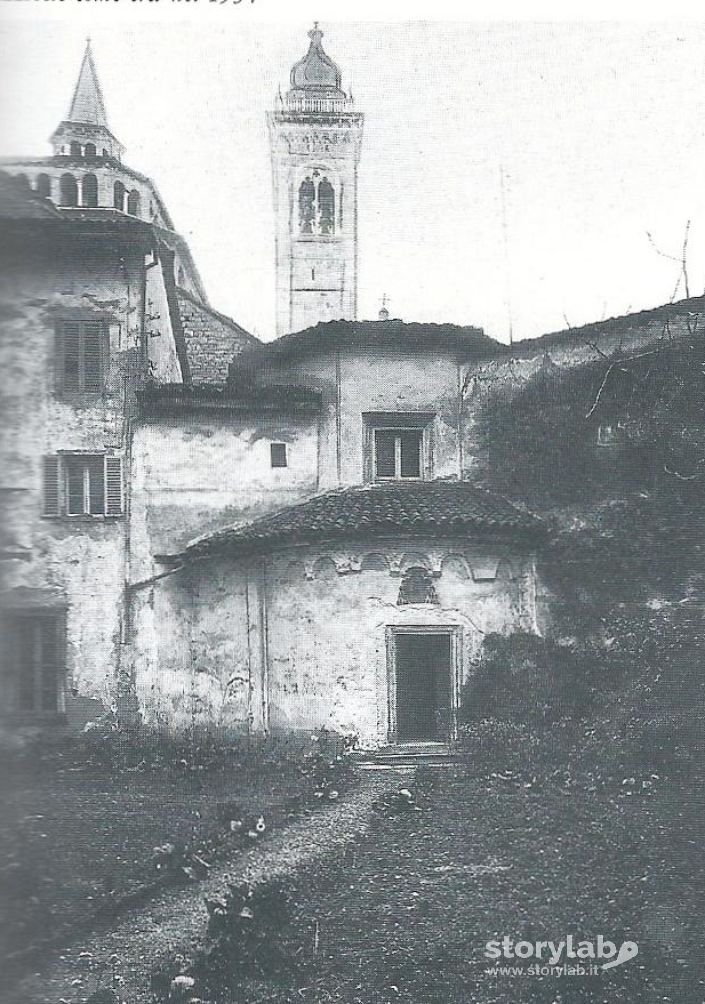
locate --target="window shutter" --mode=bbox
[43,456,61,516]
[60,322,81,393]
[104,455,124,516]
[82,322,103,392]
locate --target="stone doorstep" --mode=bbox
[354,741,456,767]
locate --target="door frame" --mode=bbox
[385,625,461,744]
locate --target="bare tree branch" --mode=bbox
[585,348,661,419]
[664,463,698,481]
[585,362,617,419]
[681,219,691,299]
[647,220,691,303]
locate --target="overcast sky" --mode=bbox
[2,19,705,342]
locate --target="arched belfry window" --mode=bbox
[318,177,334,235]
[127,189,141,216]
[298,170,335,236]
[70,141,82,158]
[82,174,98,208]
[85,143,96,159]
[113,181,125,211]
[59,173,78,207]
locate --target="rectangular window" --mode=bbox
[597,423,622,447]
[373,429,422,480]
[43,454,124,517]
[57,320,105,394]
[2,613,65,713]
[270,443,288,468]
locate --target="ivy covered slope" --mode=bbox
[468,313,705,770]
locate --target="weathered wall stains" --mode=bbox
[134,537,535,745]
[0,230,181,729]
[259,347,464,490]
[130,413,319,568]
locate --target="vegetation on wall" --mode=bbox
[477,321,705,507]
[464,321,705,778]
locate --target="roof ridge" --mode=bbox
[161,481,543,564]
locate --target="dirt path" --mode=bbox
[9,769,411,1004]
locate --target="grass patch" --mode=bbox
[190,766,705,1003]
[0,733,349,965]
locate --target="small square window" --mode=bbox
[271,443,288,468]
[597,423,622,447]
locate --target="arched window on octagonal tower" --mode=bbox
[298,171,335,236]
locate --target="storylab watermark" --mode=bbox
[484,936,639,978]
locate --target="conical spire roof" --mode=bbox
[67,40,108,126]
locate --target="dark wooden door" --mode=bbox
[395,633,451,741]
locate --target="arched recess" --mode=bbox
[16,173,30,189]
[59,173,78,207]
[177,266,185,286]
[441,555,470,580]
[70,141,82,158]
[127,189,141,216]
[312,556,337,581]
[36,174,51,198]
[84,143,96,159]
[82,173,98,207]
[113,180,125,211]
[361,552,389,573]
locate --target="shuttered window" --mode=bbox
[2,613,65,713]
[57,320,104,394]
[105,455,124,515]
[42,454,124,517]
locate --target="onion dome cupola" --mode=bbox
[50,40,125,161]
[284,24,353,114]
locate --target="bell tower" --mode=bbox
[268,25,363,337]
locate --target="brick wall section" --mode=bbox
[176,288,259,386]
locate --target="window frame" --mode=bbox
[596,421,623,447]
[55,319,107,396]
[373,428,423,480]
[270,442,288,469]
[0,609,67,717]
[363,412,435,483]
[43,453,124,519]
[297,169,337,238]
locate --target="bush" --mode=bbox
[461,632,604,725]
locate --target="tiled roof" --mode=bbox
[176,288,259,386]
[232,319,504,372]
[138,382,321,414]
[508,295,705,357]
[0,171,62,219]
[170,481,543,561]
